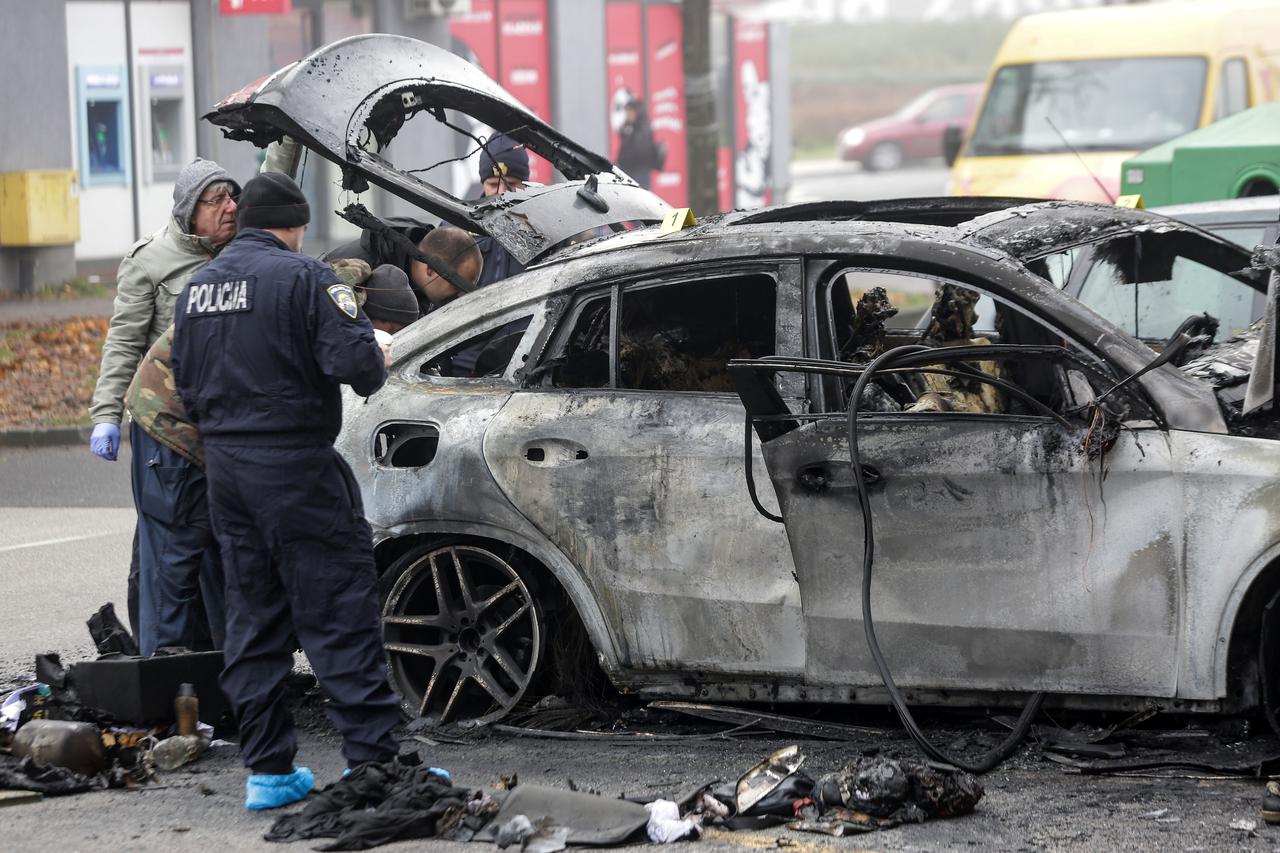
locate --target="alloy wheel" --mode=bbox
[382,544,542,724]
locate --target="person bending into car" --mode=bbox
[88,157,241,643]
[407,225,484,315]
[171,172,404,811]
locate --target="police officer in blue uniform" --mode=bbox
[171,172,402,810]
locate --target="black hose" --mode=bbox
[744,415,784,523]
[847,344,1045,773]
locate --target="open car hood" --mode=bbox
[206,33,668,264]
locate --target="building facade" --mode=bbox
[0,0,789,291]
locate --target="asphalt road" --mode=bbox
[0,445,133,681]
[786,159,950,203]
[4,443,1280,851]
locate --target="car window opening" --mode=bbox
[829,269,1141,423]
[421,316,534,379]
[1074,233,1259,341]
[547,274,778,393]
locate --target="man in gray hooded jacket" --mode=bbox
[88,157,240,637]
[89,157,241,449]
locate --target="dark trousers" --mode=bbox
[204,442,401,773]
[130,423,225,656]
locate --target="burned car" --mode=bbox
[335,196,1280,726]
[208,36,1280,728]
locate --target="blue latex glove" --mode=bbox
[89,423,120,461]
[245,766,314,810]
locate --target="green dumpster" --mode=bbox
[1121,102,1280,206]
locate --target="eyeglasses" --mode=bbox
[196,191,239,209]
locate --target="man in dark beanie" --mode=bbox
[473,132,530,290]
[362,264,420,334]
[171,171,404,811]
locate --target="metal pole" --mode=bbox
[306,0,329,245]
[123,0,141,240]
[683,0,718,216]
[190,0,215,157]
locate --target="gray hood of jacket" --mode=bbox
[171,157,240,234]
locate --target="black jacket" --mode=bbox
[323,216,433,278]
[616,116,665,188]
[172,229,386,446]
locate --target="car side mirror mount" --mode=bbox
[942,126,964,166]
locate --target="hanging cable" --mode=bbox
[845,344,1045,774]
[744,415,783,523]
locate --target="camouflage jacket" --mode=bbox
[125,325,202,467]
[121,259,372,467]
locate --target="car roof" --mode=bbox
[952,199,1252,262]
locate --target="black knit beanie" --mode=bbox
[237,171,310,230]
[478,133,530,183]
[362,264,421,325]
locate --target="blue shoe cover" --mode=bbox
[245,767,314,810]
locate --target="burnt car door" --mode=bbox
[482,260,807,679]
[733,264,1182,700]
[205,33,667,264]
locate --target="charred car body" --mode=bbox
[208,35,1280,728]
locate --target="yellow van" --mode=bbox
[946,0,1280,202]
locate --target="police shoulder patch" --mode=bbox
[327,283,360,319]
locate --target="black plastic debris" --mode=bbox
[680,746,816,832]
[0,754,104,796]
[69,651,227,726]
[813,757,984,823]
[86,603,138,657]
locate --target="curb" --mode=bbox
[0,425,131,449]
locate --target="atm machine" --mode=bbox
[75,65,131,187]
[140,64,187,183]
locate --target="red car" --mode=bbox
[836,83,983,171]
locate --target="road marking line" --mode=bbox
[0,530,121,553]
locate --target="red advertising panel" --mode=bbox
[219,0,291,14]
[497,0,551,184]
[450,0,552,189]
[449,0,497,79]
[732,18,771,208]
[605,2,644,167]
[645,3,687,207]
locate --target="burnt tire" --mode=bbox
[866,142,904,172]
[380,540,544,724]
